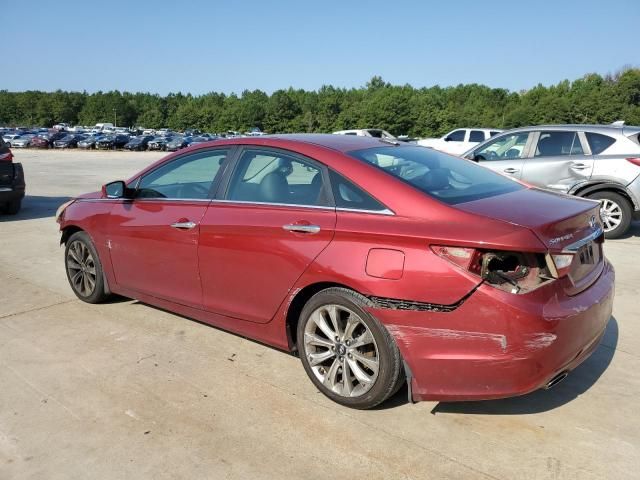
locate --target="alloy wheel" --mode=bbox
[303,304,380,398]
[599,199,623,232]
[66,240,97,297]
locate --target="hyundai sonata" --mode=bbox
[56,134,614,409]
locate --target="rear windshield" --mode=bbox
[585,132,616,155]
[348,145,523,205]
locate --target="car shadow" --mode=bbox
[618,220,640,239]
[429,315,619,415]
[0,195,71,222]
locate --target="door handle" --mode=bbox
[503,168,519,174]
[282,224,321,234]
[171,221,197,230]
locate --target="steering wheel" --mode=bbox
[178,183,210,198]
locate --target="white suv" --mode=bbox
[418,128,502,155]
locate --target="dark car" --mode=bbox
[147,136,172,151]
[56,134,614,409]
[96,134,130,150]
[53,134,86,149]
[0,138,25,214]
[124,135,154,151]
[165,136,190,152]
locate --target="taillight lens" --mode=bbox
[430,245,476,270]
[0,151,12,162]
[626,157,640,167]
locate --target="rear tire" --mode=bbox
[297,287,403,409]
[588,191,632,239]
[4,199,21,215]
[65,231,111,303]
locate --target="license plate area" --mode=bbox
[578,242,596,265]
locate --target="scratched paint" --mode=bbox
[386,325,508,352]
[523,333,557,350]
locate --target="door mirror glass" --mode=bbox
[103,180,126,198]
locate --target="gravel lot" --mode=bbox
[1,149,639,480]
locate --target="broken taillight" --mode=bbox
[431,245,553,294]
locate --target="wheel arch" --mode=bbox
[60,224,84,245]
[572,182,638,210]
[285,281,364,353]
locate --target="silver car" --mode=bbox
[464,123,640,238]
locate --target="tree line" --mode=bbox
[1,68,639,137]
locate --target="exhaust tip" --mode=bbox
[544,371,569,390]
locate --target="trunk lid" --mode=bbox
[456,188,604,294]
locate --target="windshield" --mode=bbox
[348,145,524,205]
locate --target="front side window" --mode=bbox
[469,130,485,142]
[137,149,228,199]
[446,130,466,142]
[535,131,584,157]
[226,149,327,206]
[585,132,616,155]
[473,133,530,161]
[349,146,523,205]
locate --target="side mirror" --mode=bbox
[444,136,452,142]
[102,180,133,199]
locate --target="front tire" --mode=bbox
[65,231,111,303]
[588,191,632,239]
[297,287,403,409]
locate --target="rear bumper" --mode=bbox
[0,186,25,203]
[371,259,615,402]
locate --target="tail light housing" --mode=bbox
[431,245,554,294]
[0,151,13,162]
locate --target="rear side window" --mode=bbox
[490,131,501,137]
[329,171,387,212]
[585,132,616,155]
[469,130,485,142]
[535,131,583,157]
[349,146,523,205]
[446,130,466,142]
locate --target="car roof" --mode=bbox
[250,133,391,152]
[500,124,640,135]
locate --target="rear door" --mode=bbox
[107,147,233,308]
[198,147,336,323]
[521,130,593,193]
[469,131,533,179]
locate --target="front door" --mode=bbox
[199,147,336,323]
[470,131,533,180]
[107,148,231,308]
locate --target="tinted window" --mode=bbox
[490,131,501,137]
[137,149,228,199]
[349,146,523,205]
[227,149,327,206]
[474,133,529,160]
[535,131,583,157]
[367,130,383,138]
[446,130,465,142]
[329,170,387,211]
[469,130,485,142]
[585,132,616,155]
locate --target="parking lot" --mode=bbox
[1,149,639,479]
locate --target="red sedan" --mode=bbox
[56,134,614,409]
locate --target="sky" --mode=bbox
[1,0,638,95]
